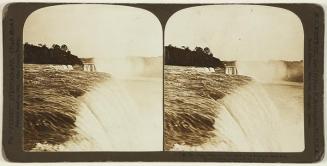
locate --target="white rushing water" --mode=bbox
[215,83,283,151]
[48,65,74,70]
[34,77,163,151]
[189,67,215,73]
[172,81,304,152]
[66,57,163,151]
[32,62,303,152]
[72,78,163,151]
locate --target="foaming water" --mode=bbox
[171,82,303,152]
[48,64,74,70]
[188,67,215,73]
[76,79,162,151]
[215,83,282,151]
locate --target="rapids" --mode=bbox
[65,78,163,151]
[165,65,303,152]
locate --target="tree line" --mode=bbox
[165,45,225,69]
[24,43,83,65]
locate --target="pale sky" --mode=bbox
[165,5,304,61]
[23,5,162,58]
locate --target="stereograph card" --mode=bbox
[1,2,325,162]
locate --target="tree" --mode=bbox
[24,43,83,65]
[60,44,69,52]
[52,44,60,50]
[164,45,225,69]
[195,47,204,53]
[203,47,211,55]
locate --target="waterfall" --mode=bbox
[172,81,303,152]
[214,82,283,151]
[49,78,163,151]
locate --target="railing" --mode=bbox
[225,66,238,75]
[83,63,96,72]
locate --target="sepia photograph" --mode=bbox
[2,1,325,162]
[164,5,304,152]
[23,4,163,151]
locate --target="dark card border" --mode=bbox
[2,3,325,163]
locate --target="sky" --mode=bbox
[165,5,304,61]
[23,5,162,58]
[24,4,304,62]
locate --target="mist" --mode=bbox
[95,56,162,78]
[236,61,303,83]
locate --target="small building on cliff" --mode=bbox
[223,61,238,75]
[80,58,96,72]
